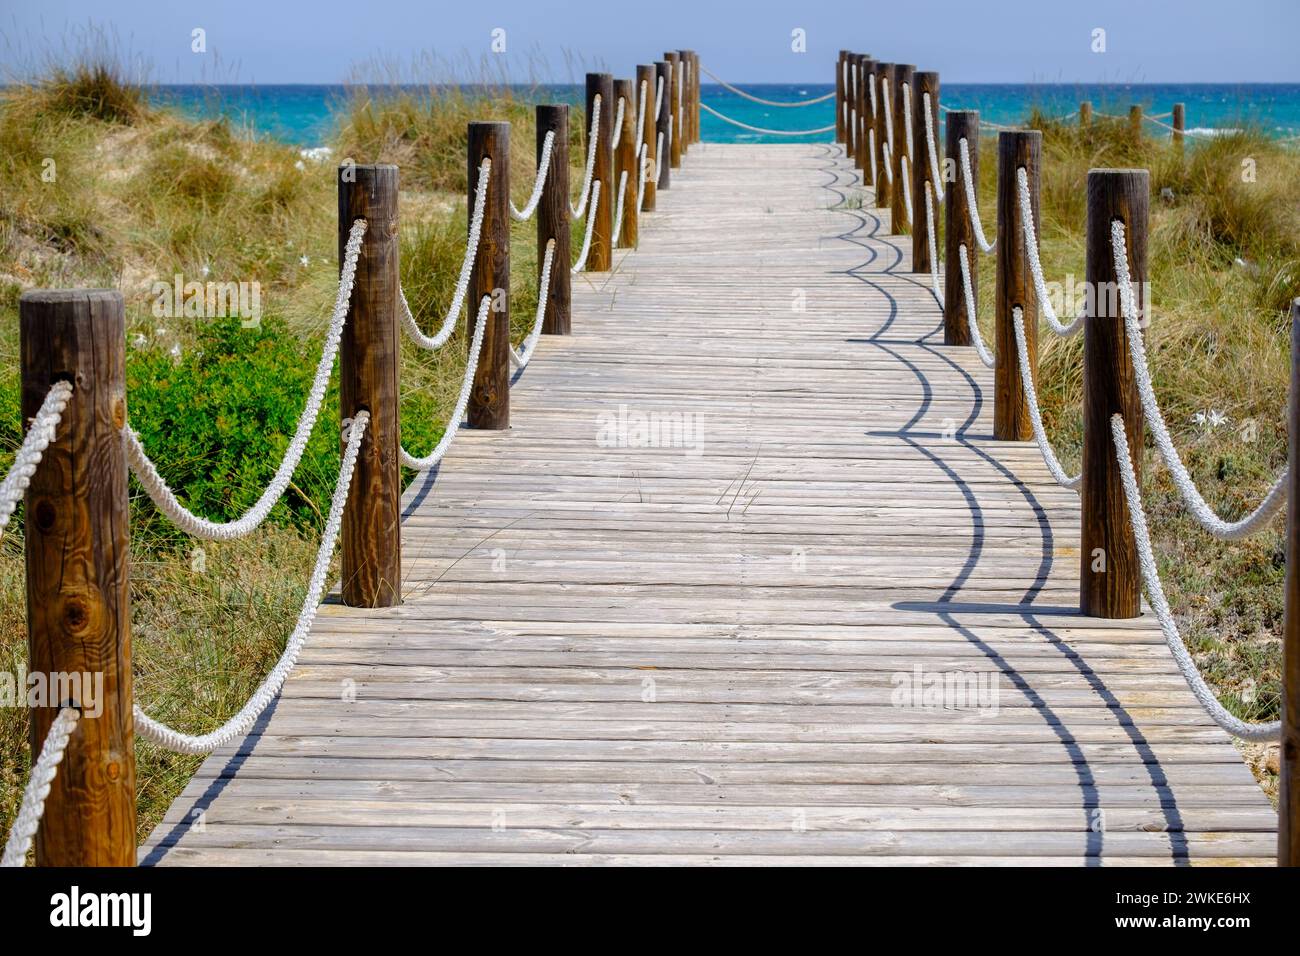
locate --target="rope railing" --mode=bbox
[509,130,554,222]
[1110,220,1288,539]
[571,180,603,272]
[571,94,603,219]
[1,707,79,867]
[958,138,995,253]
[400,159,491,350]
[124,217,366,541]
[135,410,370,753]
[0,380,72,537]
[699,102,834,137]
[1016,167,1084,337]
[957,244,996,368]
[700,64,836,107]
[510,239,557,370]
[1012,308,1081,489]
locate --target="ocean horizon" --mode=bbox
[144,81,1300,148]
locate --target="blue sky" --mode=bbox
[5,0,1296,84]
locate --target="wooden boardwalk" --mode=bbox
[144,144,1275,866]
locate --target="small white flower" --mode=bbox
[1207,409,1228,428]
[131,333,147,348]
[155,327,167,336]
[294,159,306,171]
[201,263,211,277]
[299,255,310,267]
[169,343,182,361]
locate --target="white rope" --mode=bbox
[868,70,877,117]
[879,140,894,184]
[0,380,72,538]
[1012,307,1081,489]
[958,137,995,254]
[634,79,648,153]
[958,243,996,369]
[124,218,366,541]
[881,76,894,152]
[1,707,79,867]
[1110,414,1279,741]
[699,102,834,137]
[921,91,944,204]
[866,127,877,189]
[899,161,914,223]
[611,169,629,246]
[135,411,369,754]
[571,179,602,273]
[1016,167,1084,337]
[654,75,664,123]
[655,132,664,184]
[510,239,557,370]
[1111,220,1287,539]
[400,295,491,471]
[612,95,627,152]
[571,94,602,219]
[400,159,491,350]
[923,182,943,307]
[635,142,650,214]
[699,64,835,106]
[902,82,915,161]
[509,130,554,222]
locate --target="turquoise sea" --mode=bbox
[150,82,1300,148]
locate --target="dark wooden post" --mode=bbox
[467,122,510,429]
[912,71,940,272]
[338,164,401,607]
[874,63,894,209]
[836,51,847,144]
[1128,105,1142,144]
[851,54,864,171]
[944,111,979,347]
[537,105,571,335]
[891,64,915,234]
[584,73,614,271]
[1080,168,1148,619]
[845,55,857,163]
[858,57,877,176]
[637,65,658,211]
[655,61,672,190]
[691,51,702,145]
[20,289,135,866]
[614,78,638,248]
[1080,101,1092,127]
[1172,102,1185,149]
[664,52,683,169]
[994,131,1041,442]
[1282,298,1300,866]
[677,50,692,151]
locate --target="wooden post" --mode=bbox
[852,54,865,171]
[912,71,940,273]
[614,78,638,248]
[655,61,672,190]
[20,289,135,866]
[944,111,979,347]
[637,65,658,211]
[691,51,701,144]
[584,72,614,271]
[677,50,692,150]
[993,131,1041,442]
[874,63,894,209]
[665,52,683,169]
[891,64,915,234]
[1080,168,1148,619]
[1282,298,1300,866]
[1172,102,1185,149]
[836,51,847,144]
[1080,100,1092,127]
[1129,105,1142,144]
[467,122,511,429]
[845,55,857,163]
[858,58,878,177]
[338,164,401,607]
[537,105,571,335]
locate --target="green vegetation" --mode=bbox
[0,58,589,844]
